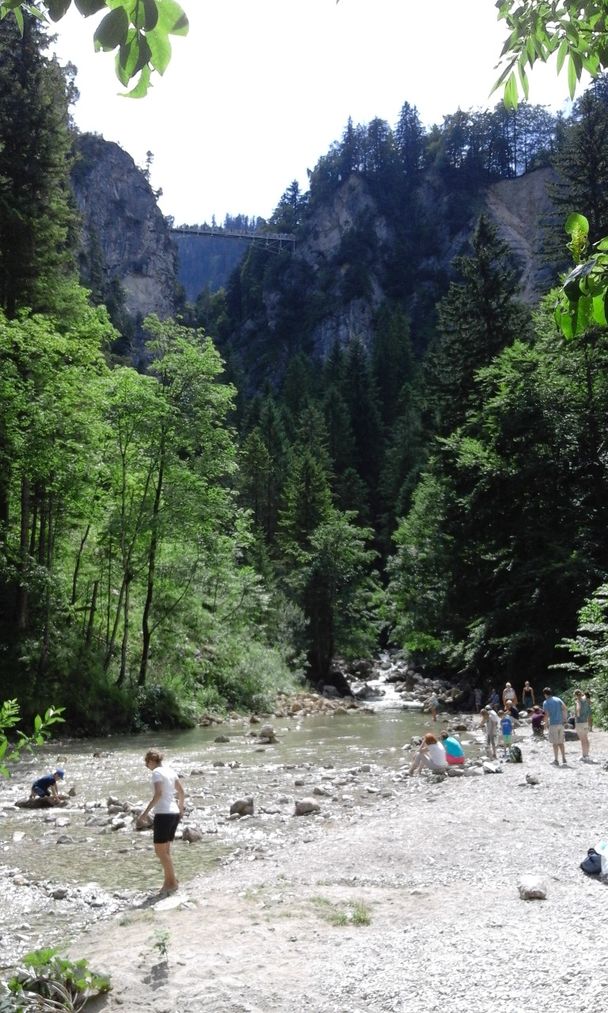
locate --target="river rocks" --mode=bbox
[518,875,547,900]
[258,725,277,744]
[214,735,230,743]
[14,797,67,809]
[199,712,224,726]
[294,798,321,816]
[483,762,503,774]
[230,797,254,817]
[51,887,68,900]
[446,766,465,777]
[182,827,203,843]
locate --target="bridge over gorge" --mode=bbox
[171,226,296,253]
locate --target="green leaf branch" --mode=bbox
[493,1,608,108]
[555,213,608,339]
[0,0,189,96]
[0,699,65,777]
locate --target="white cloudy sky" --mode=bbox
[51,0,574,225]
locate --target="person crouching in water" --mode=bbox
[30,768,65,804]
[440,731,465,766]
[409,733,448,775]
[137,748,185,896]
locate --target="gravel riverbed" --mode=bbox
[66,724,608,1013]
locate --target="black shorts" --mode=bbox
[153,813,181,844]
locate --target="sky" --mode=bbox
[51,0,575,226]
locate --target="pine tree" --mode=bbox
[424,214,529,436]
[339,337,383,517]
[372,305,416,430]
[0,15,77,318]
[551,76,608,242]
[278,449,333,553]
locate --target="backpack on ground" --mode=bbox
[508,744,522,763]
[580,848,602,876]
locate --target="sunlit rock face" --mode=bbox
[71,133,177,322]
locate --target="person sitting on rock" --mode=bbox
[30,768,65,804]
[409,733,448,775]
[506,699,520,721]
[487,688,500,710]
[440,731,465,766]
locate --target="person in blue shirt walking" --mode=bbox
[542,687,568,766]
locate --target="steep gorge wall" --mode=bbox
[71,133,177,322]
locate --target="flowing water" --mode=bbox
[0,672,448,968]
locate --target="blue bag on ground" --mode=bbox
[580,848,602,875]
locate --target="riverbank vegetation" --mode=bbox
[1,13,608,735]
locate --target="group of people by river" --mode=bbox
[411,680,594,774]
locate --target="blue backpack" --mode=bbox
[580,848,602,876]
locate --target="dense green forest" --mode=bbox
[2,13,608,734]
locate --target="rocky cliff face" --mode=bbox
[299,176,390,357]
[267,167,559,361]
[485,166,559,303]
[71,133,177,323]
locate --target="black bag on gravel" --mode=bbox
[508,745,522,763]
[580,848,602,875]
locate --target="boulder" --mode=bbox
[230,797,254,817]
[294,798,321,816]
[182,826,203,843]
[15,797,67,809]
[258,724,277,743]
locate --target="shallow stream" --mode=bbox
[0,683,457,969]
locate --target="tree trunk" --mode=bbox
[118,577,131,686]
[16,475,30,629]
[104,575,126,673]
[71,524,90,606]
[85,580,99,648]
[138,456,164,687]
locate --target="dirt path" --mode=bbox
[76,728,608,1013]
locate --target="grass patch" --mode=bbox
[310,896,372,926]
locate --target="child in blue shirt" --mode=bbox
[499,711,513,756]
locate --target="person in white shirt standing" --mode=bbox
[479,707,499,759]
[137,748,185,895]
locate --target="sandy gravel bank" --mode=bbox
[75,727,608,1013]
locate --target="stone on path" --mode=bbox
[518,875,547,900]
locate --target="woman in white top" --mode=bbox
[502,682,518,707]
[137,748,185,895]
[409,733,448,775]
